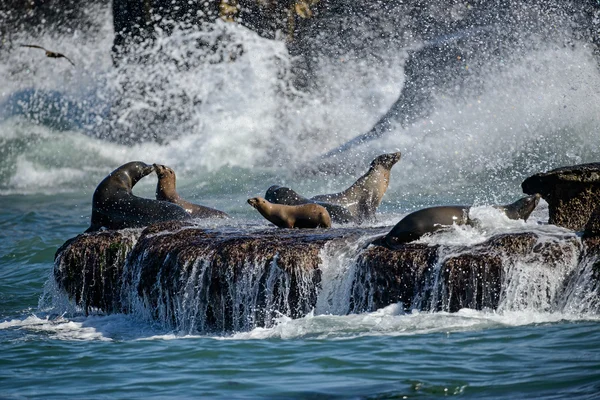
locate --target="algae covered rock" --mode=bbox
[522,162,600,231]
[53,220,596,332]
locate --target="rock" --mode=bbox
[54,230,137,314]
[54,222,595,332]
[584,207,600,237]
[356,233,581,313]
[522,162,600,230]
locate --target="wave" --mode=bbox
[0,3,599,205]
[4,303,599,342]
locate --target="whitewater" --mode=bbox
[1,2,600,398]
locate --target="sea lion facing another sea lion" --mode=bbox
[310,152,401,223]
[375,194,541,248]
[154,164,229,219]
[265,185,354,224]
[248,197,331,229]
[492,193,541,221]
[86,161,191,232]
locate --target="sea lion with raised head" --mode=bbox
[86,161,191,232]
[310,152,401,223]
[492,193,541,221]
[265,185,354,223]
[248,197,331,229]
[375,194,541,248]
[154,164,229,219]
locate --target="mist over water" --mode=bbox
[1,3,598,212]
[1,3,600,397]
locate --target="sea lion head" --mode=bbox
[500,193,541,221]
[247,197,267,209]
[265,185,304,204]
[153,163,178,201]
[153,163,175,180]
[265,185,282,202]
[117,161,154,187]
[370,152,402,170]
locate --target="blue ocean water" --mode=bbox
[2,3,600,398]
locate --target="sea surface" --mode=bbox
[2,3,600,399]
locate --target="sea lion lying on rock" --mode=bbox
[86,161,191,232]
[374,194,541,248]
[265,185,354,224]
[248,197,331,229]
[310,152,401,223]
[154,164,229,219]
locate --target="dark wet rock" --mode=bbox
[357,232,581,313]
[54,230,138,314]
[522,163,600,231]
[584,207,600,237]
[54,223,596,332]
[352,243,438,313]
[123,223,335,332]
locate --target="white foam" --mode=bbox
[226,305,600,340]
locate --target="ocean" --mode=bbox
[1,2,600,398]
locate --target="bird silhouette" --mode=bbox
[20,44,75,66]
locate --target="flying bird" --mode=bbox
[20,44,75,66]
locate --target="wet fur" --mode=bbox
[154,164,229,219]
[248,197,331,228]
[377,194,541,248]
[87,161,190,232]
[310,152,401,223]
[265,185,354,223]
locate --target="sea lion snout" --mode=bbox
[247,197,260,208]
[371,151,402,168]
[131,161,154,177]
[153,163,175,178]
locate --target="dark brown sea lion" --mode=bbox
[20,44,76,66]
[310,152,401,223]
[247,197,331,229]
[154,164,229,219]
[492,193,541,221]
[86,161,190,232]
[265,185,354,223]
[375,194,541,248]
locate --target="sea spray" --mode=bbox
[119,227,322,333]
[498,236,582,312]
[315,234,376,315]
[558,245,600,315]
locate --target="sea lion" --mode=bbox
[376,194,541,248]
[310,152,401,223]
[492,193,541,221]
[86,161,191,232]
[154,164,229,219]
[265,185,354,223]
[20,44,75,66]
[247,197,331,229]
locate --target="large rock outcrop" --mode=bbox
[54,220,599,333]
[522,162,600,231]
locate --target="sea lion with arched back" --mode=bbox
[375,194,541,248]
[310,152,401,223]
[154,164,229,219]
[265,185,354,223]
[248,197,331,229]
[86,161,191,232]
